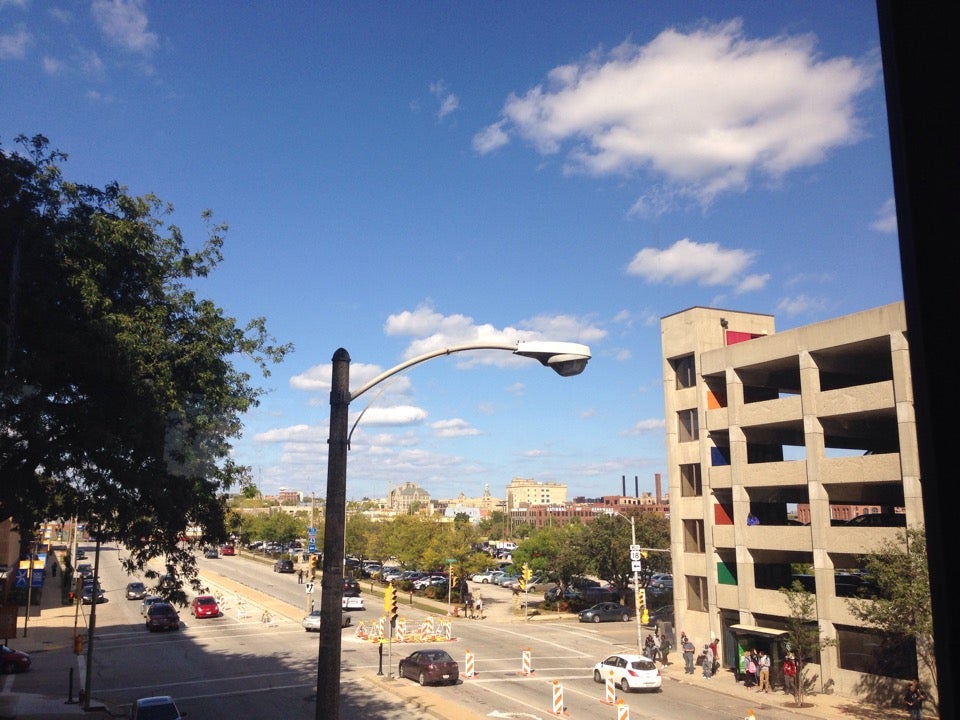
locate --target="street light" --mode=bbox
[316,340,591,720]
[609,510,645,657]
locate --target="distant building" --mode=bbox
[506,477,566,509]
[388,482,432,514]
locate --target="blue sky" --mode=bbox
[1,1,902,503]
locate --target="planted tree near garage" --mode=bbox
[0,135,291,593]
[846,528,935,711]
[779,581,836,708]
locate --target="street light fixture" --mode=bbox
[316,340,590,720]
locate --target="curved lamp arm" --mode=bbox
[350,340,591,402]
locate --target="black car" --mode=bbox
[343,577,361,596]
[578,602,635,623]
[398,649,459,686]
[273,559,295,573]
[145,602,181,631]
[81,581,105,605]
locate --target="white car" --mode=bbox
[342,595,365,610]
[473,570,505,584]
[593,653,662,693]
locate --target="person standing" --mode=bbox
[297,568,304,584]
[702,644,714,679]
[474,593,483,619]
[682,636,696,674]
[652,632,662,663]
[744,652,757,688]
[782,653,797,695]
[904,678,926,720]
[660,635,671,666]
[756,650,772,693]
[709,639,720,676]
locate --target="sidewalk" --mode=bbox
[3,553,906,720]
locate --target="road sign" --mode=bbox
[305,582,315,594]
[630,548,643,561]
[14,568,27,588]
[632,560,644,572]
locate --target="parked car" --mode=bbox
[140,595,164,617]
[81,580,105,605]
[342,595,365,611]
[75,563,93,580]
[412,575,446,590]
[273,559,295,573]
[125,581,147,600]
[646,604,674,625]
[472,569,505,584]
[190,594,221,618]
[497,573,520,587]
[842,511,907,527]
[145,602,181,631]
[302,609,351,631]
[647,573,673,590]
[593,653,662,693]
[130,695,185,719]
[220,544,236,556]
[203,547,219,559]
[397,649,459,686]
[0,644,31,673]
[74,548,86,560]
[578,602,635,623]
[507,574,542,591]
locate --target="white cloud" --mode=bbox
[627,237,759,288]
[871,197,897,233]
[776,294,830,317]
[621,418,666,436]
[429,80,460,120]
[476,19,877,208]
[431,418,480,438]
[0,26,31,60]
[92,0,159,55]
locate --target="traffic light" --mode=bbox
[308,554,318,575]
[638,588,648,624]
[385,582,398,624]
[519,563,533,591]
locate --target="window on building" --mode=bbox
[680,463,702,497]
[836,626,916,679]
[685,575,708,612]
[682,518,705,553]
[671,354,696,389]
[678,408,699,443]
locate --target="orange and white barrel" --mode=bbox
[464,649,475,677]
[521,648,532,675]
[604,670,616,704]
[552,680,563,715]
[616,697,629,720]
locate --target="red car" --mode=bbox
[145,602,181,631]
[190,594,221,618]
[1,645,31,673]
[220,544,236,556]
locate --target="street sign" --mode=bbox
[305,582,315,594]
[632,560,644,572]
[14,568,27,588]
[630,548,643,561]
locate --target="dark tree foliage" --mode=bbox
[1,135,292,597]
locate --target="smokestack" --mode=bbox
[655,473,662,504]
[635,476,639,498]
[622,475,626,497]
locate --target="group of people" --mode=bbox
[461,593,484,619]
[739,648,773,691]
[642,628,670,664]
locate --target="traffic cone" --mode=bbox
[744,710,756,720]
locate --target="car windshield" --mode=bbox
[196,597,215,605]
[134,702,181,720]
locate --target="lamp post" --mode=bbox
[611,511,645,657]
[316,340,591,720]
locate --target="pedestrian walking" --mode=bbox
[464,593,474,619]
[702,644,714,679]
[782,653,797,695]
[756,650,772,692]
[474,593,483,619]
[682,636,696,674]
[652,632,662,663]
[904,678,926,720]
